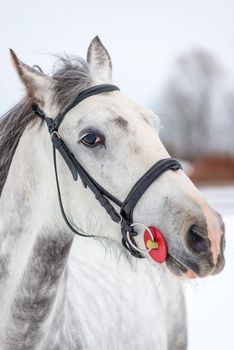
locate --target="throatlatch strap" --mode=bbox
[53,145,93,237]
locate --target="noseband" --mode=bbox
[32,84,182,259]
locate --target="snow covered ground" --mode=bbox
[185,186,234,350]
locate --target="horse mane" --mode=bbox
[0,55,91,196]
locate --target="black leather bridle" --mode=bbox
[32,84,182,259]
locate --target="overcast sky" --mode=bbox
[1,0,234,115]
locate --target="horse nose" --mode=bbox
[186,224,210,255]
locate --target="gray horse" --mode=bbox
[0,37,225,349]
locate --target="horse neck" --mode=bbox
[0,122,73,348]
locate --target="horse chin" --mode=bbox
[165,252,225,279]
[166,254,199,279]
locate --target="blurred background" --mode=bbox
[1,1,234,348]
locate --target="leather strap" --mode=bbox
[32,83,182,259]
[33,84,120,134]
[53,145,93,237]
[51,133,122,223]
[120,158,182,224]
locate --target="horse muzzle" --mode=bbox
[166,218,226,279]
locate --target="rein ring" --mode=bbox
[126,222,155,253]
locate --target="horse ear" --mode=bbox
[10,49,53,107]
[87,36,112,83]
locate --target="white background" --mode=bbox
[1,0,234,114]
[1,1,234,348]
[185,187,234,350]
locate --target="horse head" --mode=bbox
[10,36,225,279]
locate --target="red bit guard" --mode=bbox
[144,226,167,263]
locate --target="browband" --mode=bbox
[32,84,120,134]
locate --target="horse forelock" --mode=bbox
[0,55,92,197]
[52,56,92,113]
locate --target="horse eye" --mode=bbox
[80,133,102,147]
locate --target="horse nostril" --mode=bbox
[186,225,210,254]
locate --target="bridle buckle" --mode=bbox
[51,130,61,139]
